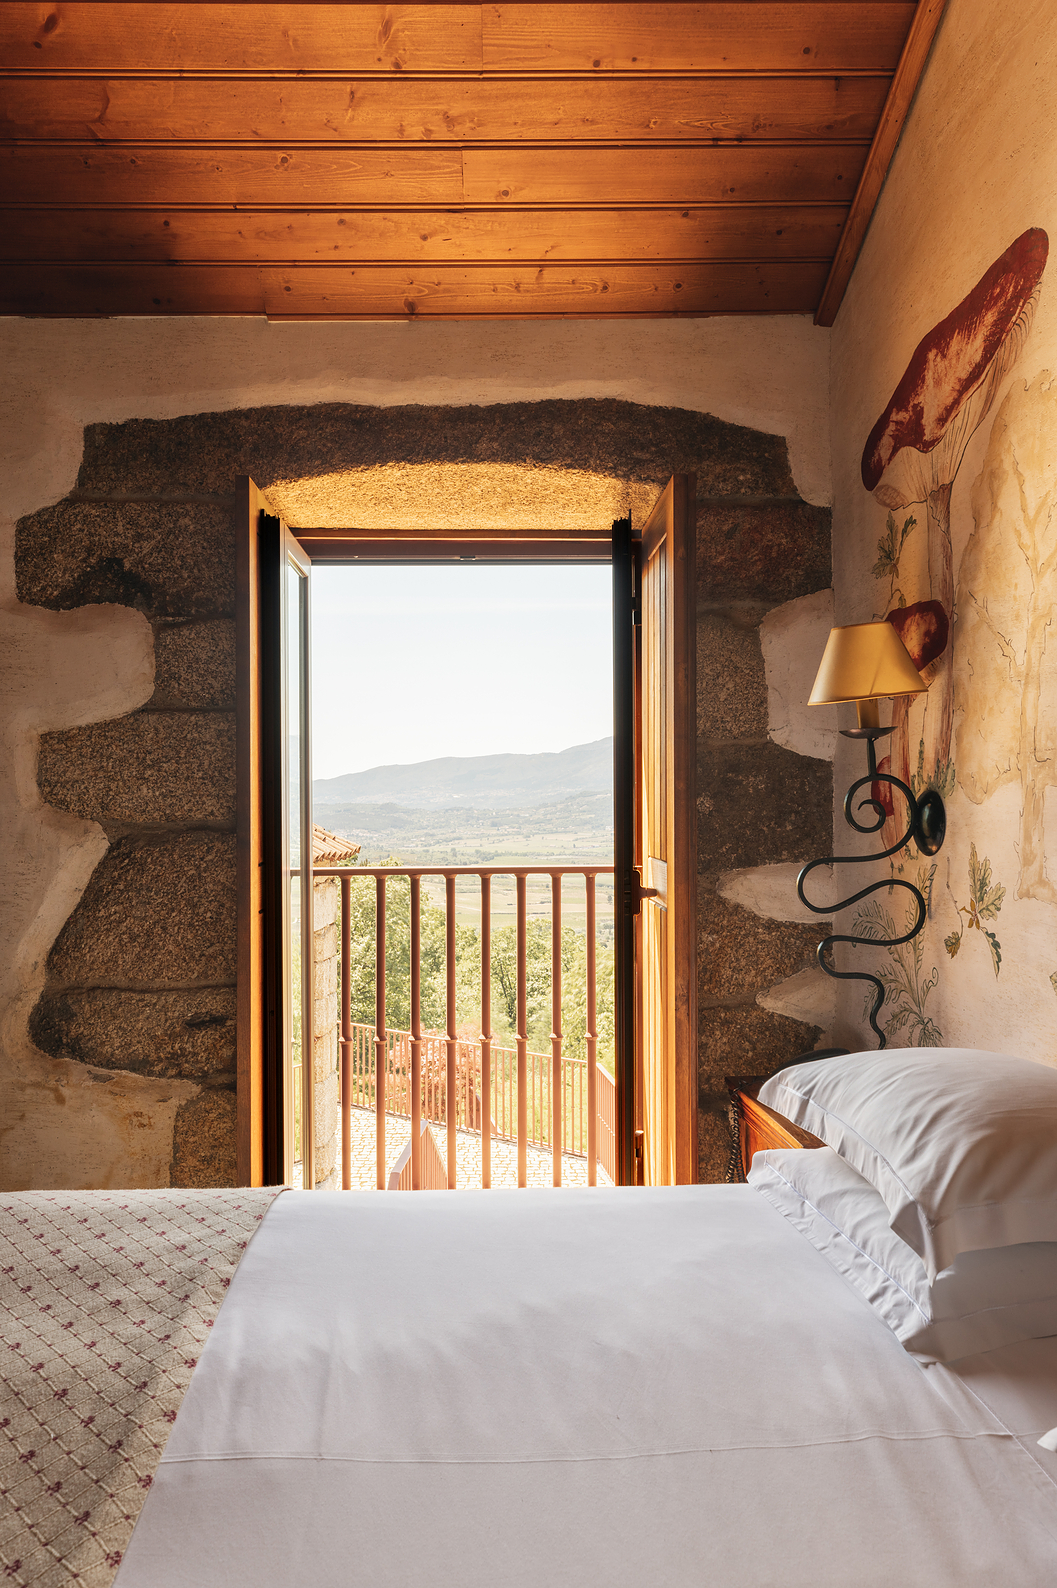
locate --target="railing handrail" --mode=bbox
[300,864,615,879]
[352,1019,591,1065]
[389,1120,447,1191]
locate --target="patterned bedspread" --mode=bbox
[0,1187,283,1588]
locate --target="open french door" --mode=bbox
[614,476,697,1186]
[236,478,314,1187]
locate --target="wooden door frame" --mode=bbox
[612,516,637,1185]
[234,478,268,1187]
[236,515,696,1186]
[236,480,319,1188]
[635,476,698,1185]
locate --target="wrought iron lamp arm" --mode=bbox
[798,737,927,1049]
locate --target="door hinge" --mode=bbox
[626,868,659,915]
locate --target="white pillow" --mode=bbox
[749,1146,1057,1362]
[759,1048,1057,1278]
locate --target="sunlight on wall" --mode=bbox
[270,461,658,531]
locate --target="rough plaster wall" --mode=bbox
[1,318,832,1189]
[830,0,1057,1059]
[0,317,831,520]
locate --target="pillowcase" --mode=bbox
[749,1146,1057,1362]
[758,1047,1057,1278]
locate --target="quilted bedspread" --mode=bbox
[0,1187,283,1588]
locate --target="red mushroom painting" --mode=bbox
[861,228,1049,799]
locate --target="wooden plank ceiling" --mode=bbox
[0,1,945,323]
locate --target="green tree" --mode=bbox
[341,861,478,1033]
[488,921,614,1071]
[338,859,614,1072]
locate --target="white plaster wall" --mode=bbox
[0,315,831,524]
[761,588,837,761]
[0,312,831,1187]
[830,0,1057,1059]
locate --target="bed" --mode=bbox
[5,1048,1057,1587]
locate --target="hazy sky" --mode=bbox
[311,563,613,779]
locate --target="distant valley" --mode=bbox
[313,740,613,867]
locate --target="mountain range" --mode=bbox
[313,737,613,810]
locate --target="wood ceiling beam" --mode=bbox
[461,144,864,204]
[0,259,829,317]
[0,144,866,207]
[0,205,847,264]
[0,75,892,144]
[815,0,947,324]
[0,3,915,76]
[482,3,914,73]
[0,0,931,321]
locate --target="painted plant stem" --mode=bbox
[798,737,926,1048]
[922,480,954,783]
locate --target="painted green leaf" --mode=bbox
[983,928,1002,977]
[969,843,1006,920]
[851,878,942,1049]
[945,931,962,958]
[854,899,896,943]
[870,512,916,582]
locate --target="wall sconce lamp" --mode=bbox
[797,621,947,1048]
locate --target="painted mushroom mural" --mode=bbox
[861,228,1049,820]
[957,367,1057,903]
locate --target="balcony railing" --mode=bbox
[344,1022,617,1177]
[312,865,616,1191]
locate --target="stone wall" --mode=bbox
[14,396,832,1186]
[695,497,834,1170]
[24,504,238,1187]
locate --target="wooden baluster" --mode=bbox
[587,871,597,1187]
[375,873,386,1191]
[551,872,562,1187]
[517,872,527,1189]
[481,873,491,1190]
[340,873,351,1191]
[411,873,422,1191]
[446,873,457,1190]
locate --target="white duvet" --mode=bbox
[117,1186,1057,1587]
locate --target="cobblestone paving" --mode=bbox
[333,1106,612,1190]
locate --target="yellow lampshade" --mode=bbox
[808,622,927,707]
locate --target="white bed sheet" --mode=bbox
[116,1186,1057,1587]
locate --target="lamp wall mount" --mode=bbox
[797,728,945,1048]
